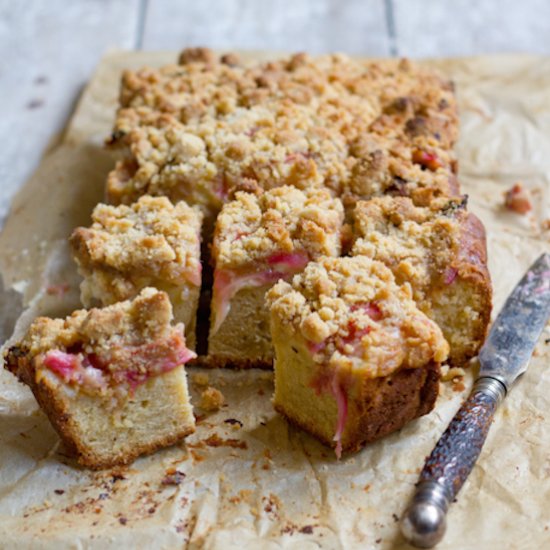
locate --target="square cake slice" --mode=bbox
[70,195,202,349]
[4,288,196,469]
[266,256,449,456]
[208,186,344,367]
[350,196,491,365]
[106,122,225,235]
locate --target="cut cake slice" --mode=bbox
[266,256,449,456]
[208,186,344,367]
[70,195,202,349]
[4,288,196,469]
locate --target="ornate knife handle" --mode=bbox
[401,377,506,548]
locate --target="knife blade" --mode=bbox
[401,253,550,548]
[478,253,550,389]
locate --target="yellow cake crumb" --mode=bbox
[200,387,225,411]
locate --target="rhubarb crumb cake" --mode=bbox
[208,186,344,367]
[351,196,491,365]
[4,288,196,469]
[70,195,202,349]
[266,256,449,456]
[106,49,460,225]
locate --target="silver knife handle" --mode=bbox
[401,377,506,548]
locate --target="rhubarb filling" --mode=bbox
[39,331,196,396]
[211,251,309,335]
[182,262,202,288]
[309,365,350,459]
[307,300,384,457]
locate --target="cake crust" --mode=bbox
[9,365,195,470]
[274,362,440,452]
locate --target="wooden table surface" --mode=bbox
[1,0,549,226]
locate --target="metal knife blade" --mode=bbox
[478,252,550,390]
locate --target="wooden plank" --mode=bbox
[393,0,550,57]
[0,0,141,226]
[141,0,391,56]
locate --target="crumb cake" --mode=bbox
[351,196,491,365]
[70,196,202,349]
[106,49,460,224]
[266,256,449,456]
[208,186,344,367]
[4,288,196,469]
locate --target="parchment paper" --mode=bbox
[0,52,549,550]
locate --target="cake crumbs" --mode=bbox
[224,418,243,428]
[504,182,532,214]
[46,283,70,296]
[204,433,248,449]
[440,366,465,382]
[190,450,205,462]
[451,378,466,392]
[200,386,225,411]
[192,372,210,386]
[229,489,253,504]
[161,469,186,486]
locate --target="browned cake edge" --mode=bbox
[274,363,440,453]
[446,210,492,364]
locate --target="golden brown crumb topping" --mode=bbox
[5,288,195,396]
[351,196,465,301]
[70,196,202,295]
[212,186,344,270]
[107,50,458,211]
[267,256,448,376]
[199,386,225,411]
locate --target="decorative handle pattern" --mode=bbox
[401,377,506,548]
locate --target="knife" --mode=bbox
[401,253,550,548]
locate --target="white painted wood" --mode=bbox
[0,0,141,225]
[392,0,550,57]
[2,0,550,227]
[141,0,391,56]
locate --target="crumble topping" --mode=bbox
[107,50,458,210]
[213,186,344,270]
[209,187,344,334]
[70,196,202,302]
[351,196,464,302]
[267,256,449,377]
[5,288,195,397]
[200,386,225,411]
